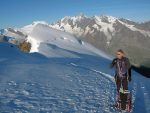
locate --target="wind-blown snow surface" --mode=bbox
[26,23,110,59]
[0,43,150,113]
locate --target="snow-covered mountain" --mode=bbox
[50,15,150,76]
[0,16,150,112]
[0,21,110,59]
[51,14,149,43]
[51,15,150,44]
[1,15,150,76]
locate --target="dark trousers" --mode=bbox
[115,75,128,93]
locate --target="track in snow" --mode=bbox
[0,62,117,113]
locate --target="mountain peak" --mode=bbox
[75,13,87,18]
[21,21,50,34]
[32,21,49,26]
[60,14,88,23]
[93,15,118,23]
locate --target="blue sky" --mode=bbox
[0,0,150,28]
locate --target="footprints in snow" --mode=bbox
[0,65,116,113]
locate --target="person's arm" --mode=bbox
[128,67,131,77]
[126,58,132,81]
[128,67,132,82]
[126,58,131,69]
[110,58,117,68]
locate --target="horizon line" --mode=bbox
[1,14,150,29]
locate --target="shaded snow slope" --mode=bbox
[0,43,29,60]
[0,43,150,113]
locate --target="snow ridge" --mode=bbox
[1,21,111,59]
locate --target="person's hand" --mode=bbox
[110,58,117,68]
[128,76,131,82]
[113,75,117,82]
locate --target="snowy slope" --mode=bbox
[1,22,111,59]
[0,42,150,113]
[27,23,110,59]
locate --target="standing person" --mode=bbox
[110,49,132,111]
[110,49,131,92]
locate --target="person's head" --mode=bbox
[116,49,124,59]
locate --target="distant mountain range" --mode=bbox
[0,15,150,76]
[50,15,150,76]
